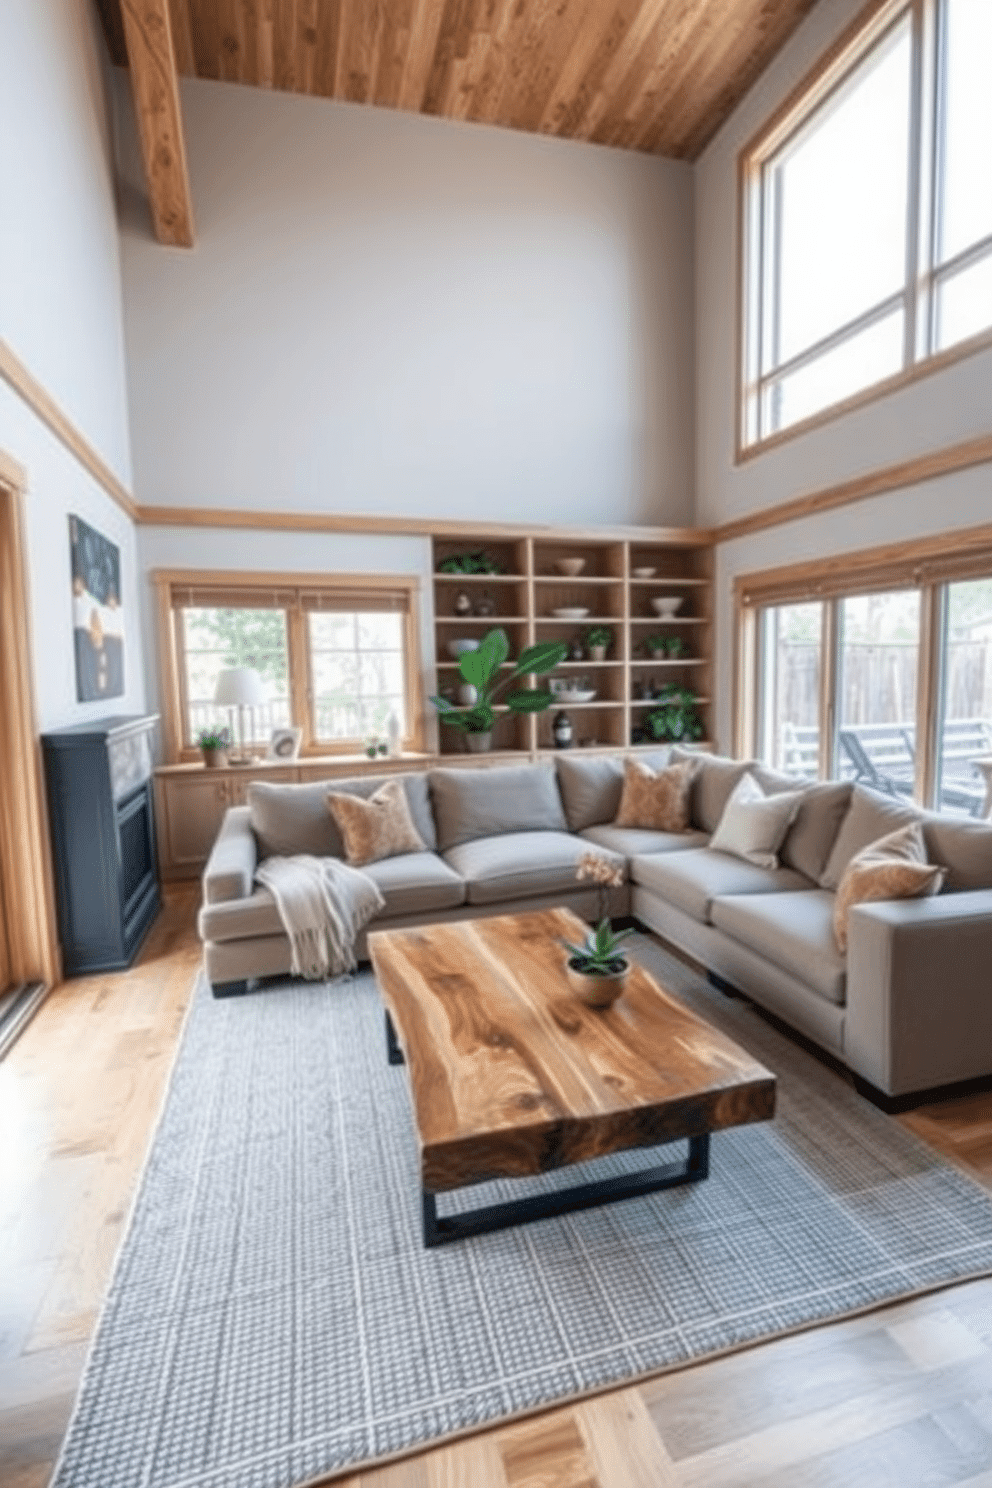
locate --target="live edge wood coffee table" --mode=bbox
[367,908,775,1248]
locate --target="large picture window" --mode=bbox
[740,540,992,818]
[741,0,992,449]
[154,571,421,762]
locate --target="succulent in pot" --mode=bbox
[429,628,568,752]
[563,854,632,1006]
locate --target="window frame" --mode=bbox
[152,569,423,764]
[734,529,992,811]
[737,0,992,459]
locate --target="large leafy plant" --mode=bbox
[430,628,568,734]
[645,686,704,742]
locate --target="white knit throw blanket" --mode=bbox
[254,854,385,980]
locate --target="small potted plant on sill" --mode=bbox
[196,726,230,769]
[563,854,632,1007]
[584,625,613,662]
[429,628,567,753]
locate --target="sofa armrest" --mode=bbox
[202,806,258,906]
[846,890,992,1097]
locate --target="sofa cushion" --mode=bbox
[921,813,992,892]
[581,824,709,860]
[326,779,427,866]
[710,890,846,1005]
[361,852,466,918]
[631,847,812,924]
[819,786,920,890]
[200,851,464,942]
[555,750,670,831]
[669,748,755,833]
[429,764,567,852]
[443,831,622,907]
[248,773,436,859]
[833,823,945,953]
[781,782,854,883]
[709,773,803,869]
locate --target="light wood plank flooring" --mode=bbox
[2,890,991,1488]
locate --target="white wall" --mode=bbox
[115,74,695,529]
[694,0,992,751]
[0,0,144,731]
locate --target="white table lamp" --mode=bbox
[214,667,267,764]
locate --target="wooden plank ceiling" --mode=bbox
[95,0,818,160]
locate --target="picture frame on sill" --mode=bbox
[267,726,302,762]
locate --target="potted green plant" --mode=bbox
[644,688,704,743]
[437,550,504,575]
[664,635,686,658]
[430,628,568,752]
[584,625,613,662]
[643,634,669,657]
[196,726,230,769]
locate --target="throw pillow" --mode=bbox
[709,772,803,869]
[613,757,697,833]
[669,747,756,833]
[832,822,946,954]
[326,779,427,868]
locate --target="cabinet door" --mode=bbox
[159,776,232,873]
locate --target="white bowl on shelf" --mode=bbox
[447,638,481,659]
[631,566,656,579]
[650,596,683,619]
[550,606,590,620]
[554,557,586,577]
[555,688,597,703]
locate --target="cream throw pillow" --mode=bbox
[833,822,945,953]
[613,757,697,833]
[326,779,427,868]
[709,772,803,869]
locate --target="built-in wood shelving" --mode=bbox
[431,533,713,757]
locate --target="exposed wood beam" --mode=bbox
[119,0,196,247]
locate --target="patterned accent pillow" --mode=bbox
[709,772,803,870]
[326,779,427,868]
[613,758,697,833]
[833,822,946,954]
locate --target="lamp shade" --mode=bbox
[213,667,267,707]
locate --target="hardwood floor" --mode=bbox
[2,890,991,1488]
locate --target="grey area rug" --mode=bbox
[54,935,992,1488]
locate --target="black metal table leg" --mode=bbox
[385,1010,405,1066]
[421,1132,711,1248]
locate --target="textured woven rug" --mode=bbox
[54,934,992,1488]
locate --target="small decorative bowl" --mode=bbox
[554,557,586,577]
[565,959,630,1007]
[448,639,481,659]
[651,596,683,618]
[631,566,656,579]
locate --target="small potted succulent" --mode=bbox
[584,625,613,662]
[562,854,632,1007]
[196,726,230,769]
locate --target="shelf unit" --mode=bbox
[432,533,712,757]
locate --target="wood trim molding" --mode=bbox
[0,339,137,518]
[0,459,61,988]
[119,0,195,247]
[714,434,992,546]
[138,505,714,546]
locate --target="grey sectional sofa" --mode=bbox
[198,749,992,1105]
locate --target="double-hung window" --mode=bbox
[741,0,992,449]
[154,571,421,761]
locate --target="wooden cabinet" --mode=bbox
[432,533,712,758]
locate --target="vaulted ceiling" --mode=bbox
[95,0,818,163]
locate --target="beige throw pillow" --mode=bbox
[832,822,945,953]
[614,758,696,833]
[709,772,803,869]
[326,779,426,868]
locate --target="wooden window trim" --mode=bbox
[736,0,992,461]
[733,523,992,805]
[152,568,423,764]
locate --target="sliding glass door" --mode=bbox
[757,602,823,777]
[834,591,920,798]
[935,578,992,815]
